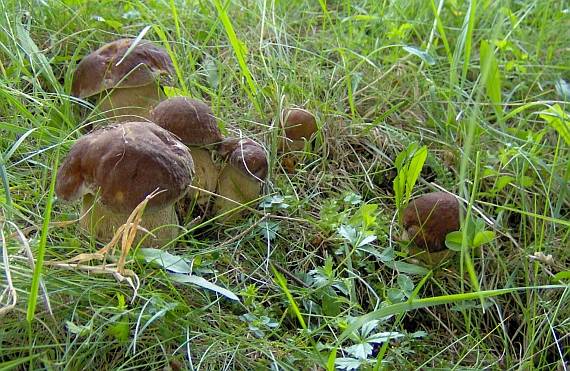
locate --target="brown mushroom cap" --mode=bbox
[402,192,460,252]
[71,38,175,99]
[219,138,268,180]
[281,108,317,141]
[149,97,222,147]
[56,121,194,214]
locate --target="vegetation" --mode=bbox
[1,0,568,369]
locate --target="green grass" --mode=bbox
[1,0,569,369]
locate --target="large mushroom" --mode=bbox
[149,97,223,208]
[279,107,318,152]
[71,38,175,122]
[56,121,194,246]
[213,138,268,220]
[402,191,461,253]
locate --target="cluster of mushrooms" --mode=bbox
[55,38,461,259]
[55,39,318,247]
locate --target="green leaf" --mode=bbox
[338,224,358,245]
[480,40,502,114]
[402,46,436,65]
[383,260,429,275]
[170,274,240,301]
[397,274,415,293]
[552,271,570,283]
[335,357,362,370]
[405,145,428,202]
[346,342,374,360]
[66,320,92,336]
[138,248,192,273]
[367,331,404,343]
[539,104,570,145]
[445,231,464,251]
[473,231,495,247]
[357,234,377,248]
[495,175,514,193]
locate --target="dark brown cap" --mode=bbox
[281,108,317,141]
[71,38,175,98]
[402,192,460,252]
[219,138,268,180]
[149,97,222,146]
[56,121,194,214]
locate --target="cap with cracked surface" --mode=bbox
[56,121,194,214]
[219,138,268,180]
[402,192,460,252]
[150,97,222,147]
[281,108,317,141]
[71,38,175,99]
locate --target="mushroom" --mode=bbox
[279,107,318,152]
[71,38,175,123]
[56,121,194,246]
[213,138,268,220]
[402,191,460,252]
[149,97,223,208]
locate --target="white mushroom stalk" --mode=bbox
[213,138,268,221]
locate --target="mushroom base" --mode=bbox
[81,195,181,247]
[98,83,165,123]
[213,165,262,221]
[187,148,220,207]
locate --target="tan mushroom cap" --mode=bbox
[219,138,268,180]
[71,38,175,99]
[56,121,194,214]
[150,97,223,147]
[281,108,317,141]
[402,192,460,252]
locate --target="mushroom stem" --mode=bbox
[81,194,180,247]
[213,164,262,220]
[98,83,165,122]
[187,147,220,206]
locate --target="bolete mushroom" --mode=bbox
[279,107,318,152]
[56,121,194,246]
[213,138,268,220]
[149,97,223,208]
[71,38,175,122]
[402,191,460,253]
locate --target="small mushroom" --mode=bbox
[72,38,175,122]
[279,107,318,152]
[402,191,460,252]
[56,121,194,246]
[213,138,268,220]
[150,97,223,208]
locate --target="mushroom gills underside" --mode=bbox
[97,83,165,122]
[81,194,181,247]
[213,165,262,220]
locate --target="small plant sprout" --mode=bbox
[213,138,268,220]
[393,143,428,220]
[55,121,194,246]
[150,96,223,209]
[72,38,175,122]
[336,317,404,370]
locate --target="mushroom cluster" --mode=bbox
[59,38,271,247]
